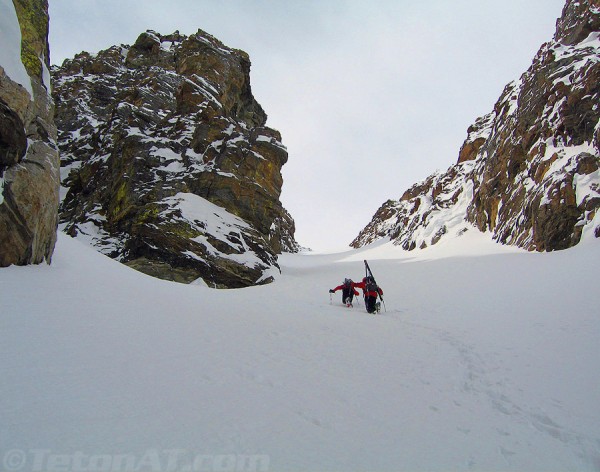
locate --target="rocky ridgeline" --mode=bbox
[52,30,299,287]
[0,0,59,267]
[352,0,600,252]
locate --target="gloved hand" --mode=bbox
[329,289,334,293]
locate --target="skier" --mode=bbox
[329,278,360,307]
[355,275,383,314]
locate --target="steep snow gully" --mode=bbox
[1,230,599,471]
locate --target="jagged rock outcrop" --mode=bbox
[352,0,600,252]
[52,29,299,287]
[0,0,59,266]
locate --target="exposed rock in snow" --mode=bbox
[52,29,299,287]
[0,0,59,266]
[353,0,600,252]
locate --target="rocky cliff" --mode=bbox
[352,0,600,251]
[52,29,298,288]
[0,0,59,266]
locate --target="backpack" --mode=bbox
[365,276,378,293]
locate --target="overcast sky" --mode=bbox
[49,0,567,252]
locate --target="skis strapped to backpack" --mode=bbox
[364,260,377,286]
[364,260,386,312]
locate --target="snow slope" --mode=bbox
[1,231,599,471]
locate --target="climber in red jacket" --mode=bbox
[329,278,360,307]
[354,276,383,313]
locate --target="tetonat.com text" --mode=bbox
[1,449,270,472]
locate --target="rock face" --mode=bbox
[52,29,298,287]
[352,0,600,252]
[0,0,59,266]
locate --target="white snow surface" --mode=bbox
[0,0,33,97]
[1,231,599,471]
